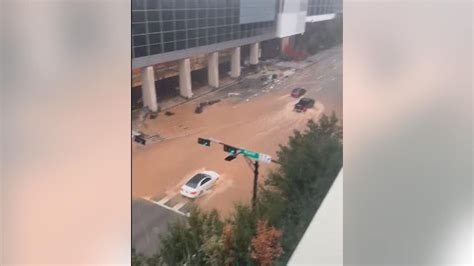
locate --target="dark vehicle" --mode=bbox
[291,87,306,98]
[294,97,315,112]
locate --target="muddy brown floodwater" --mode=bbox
[133,46,341,217]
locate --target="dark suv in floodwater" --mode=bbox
[294,97,315,112]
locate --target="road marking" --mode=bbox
[141,196,189,217]
[157,194,172,205]
[172,201,188,211]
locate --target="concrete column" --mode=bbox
[178,58,193,99]
[230,47,241,78]
[207,51,219,88]
[140,66,158,112]
[281,36,290,53]
[249,42,259,65]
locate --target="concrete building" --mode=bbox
[132,0,342,111]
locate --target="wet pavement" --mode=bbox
[132,45,342,216]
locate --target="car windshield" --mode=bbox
[185,173,209,188]
[300,98,311,104]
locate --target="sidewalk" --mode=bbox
[157,76,236,111]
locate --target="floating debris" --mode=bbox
[165,111,175,116]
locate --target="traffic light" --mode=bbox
[223,144,238,155]
[198,138,211,146]
[225,154,237,161]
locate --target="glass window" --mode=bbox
[209,9,217,18]
[145,0,158,9]
[147,10,160,21]
[132,23,146,35]
[164,32,175,42]
[150,44,162,54]
[176,41,186,50]
[208,27,216,36]
[162,21,174,31]
[148,22,161,33]
[207,18,216,26]
[187,29,197,38]
[198,28,207,37]
[175,0,186,9]
[164,42,175,52]
[175,10,185,20]
[162,11,173,21]
[162,0,174,9]
[208,0,218,8]
[198,37,207,46]
[186,10,197,19]
[149,33,161,44]
[176,20,186,30]
[133,35,147,46]
[187,19,197,29]
[198,19,207,27]
[132,11,146,23]
[187,0,197,8]
[198,9,206,18]
[176,30,186,40]
[132,0,146,10]
[187,39,197,48]
[134,46,147,57]
[208,35,216,44]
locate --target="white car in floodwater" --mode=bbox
[180,171,220,198]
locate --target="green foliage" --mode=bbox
[227,204,258,265]
[132,248,147,266]
[260,113,343,263]
[153,207,224,265]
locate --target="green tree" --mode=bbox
[227,204,258,265]
[259,113,343,264]
[155,207,224,265]
[132,248,147,266]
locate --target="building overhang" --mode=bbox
[306,13,337,23]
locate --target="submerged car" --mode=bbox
[294,97,315,112]
[291,87,306,98]
[180,171,220,198]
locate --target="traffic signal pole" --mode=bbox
[197,137,279,212]
[252,160,259,210]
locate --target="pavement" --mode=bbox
[132,198,186,256]
[132,45,342,254]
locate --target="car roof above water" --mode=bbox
[299,97,314,103]
[185,173,210,188]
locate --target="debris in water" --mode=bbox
[207,99,221,105]
[149,112,158,119]
[165,111,175,116]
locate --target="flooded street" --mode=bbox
[133,45,342,216]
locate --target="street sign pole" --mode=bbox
[252,160,259,211]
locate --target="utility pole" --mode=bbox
[197,137,278,211]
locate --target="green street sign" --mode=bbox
[240,149,259,159]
